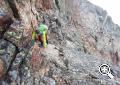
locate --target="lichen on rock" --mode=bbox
[1,0,120,85]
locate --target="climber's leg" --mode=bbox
[38,34,43,46]
[46,34,48,44]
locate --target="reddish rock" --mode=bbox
[16,0,38,37]
[4,0,38,47]
[36,0,52,11]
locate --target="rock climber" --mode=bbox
[37,24,48,48]
[32,24,48,48]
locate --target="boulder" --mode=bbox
[0,11,13,38]
[0,39,16,69]
[4,20,31,48]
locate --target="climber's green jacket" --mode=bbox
[38,24,48,34]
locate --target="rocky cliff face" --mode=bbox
[0,0,120,85]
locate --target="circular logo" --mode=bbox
[99,64,110,75]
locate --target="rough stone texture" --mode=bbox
[0,39,15,69]
[68,0,120,64]
[1,0,120,85]
[4,20,31,48]
[0,58,4,78]
[36,0,52,11]
[0,12,13,38]
[3,0,38,43]
[0,0,13,16]
[0,39,16,80]
[17,0,38,36]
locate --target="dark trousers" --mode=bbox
[38,34,48,45]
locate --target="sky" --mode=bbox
[88,0,120,26]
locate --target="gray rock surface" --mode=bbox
[0,39,15,69]
[0,0,120,85]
